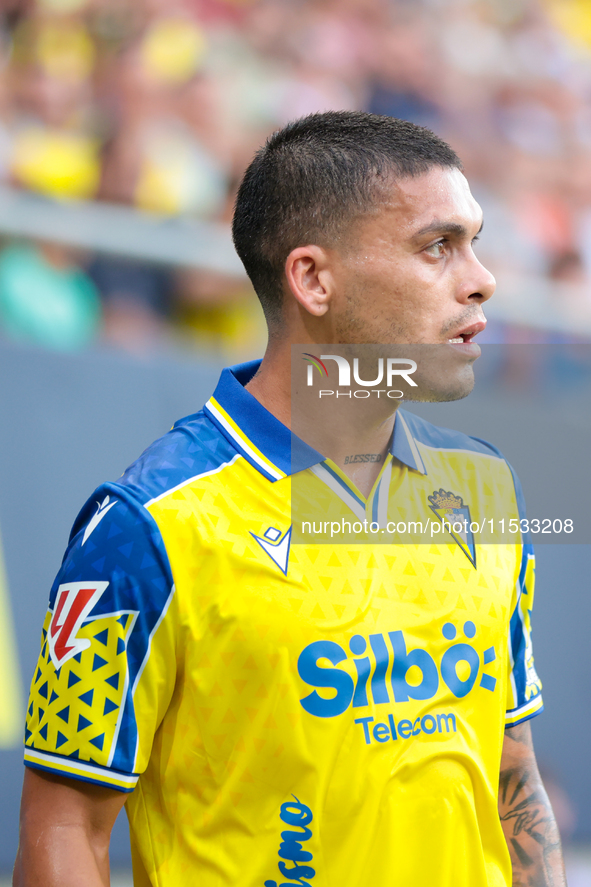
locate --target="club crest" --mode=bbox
[428,489,476,568]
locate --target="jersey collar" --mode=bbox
[204,360,427,482]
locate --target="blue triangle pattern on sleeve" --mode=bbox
[68,671,81,688]
[103,697,119,716]
[118,542,134,558]
[92,653,108,671]
[89,733,105,751]
[94,628,109,646]
[107,523,123,539]
[57,706,70,723]
[77,714,92,732]
[79,689,94,706]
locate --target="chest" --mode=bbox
[153,475,519,723]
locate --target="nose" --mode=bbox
[463,254,496,305]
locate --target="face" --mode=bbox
[329,166,496,400]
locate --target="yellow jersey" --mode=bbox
[23,360,543,887]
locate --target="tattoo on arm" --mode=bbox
[499,724,566,887]
[500,770,553,868]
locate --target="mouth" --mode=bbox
[447,320,486,345]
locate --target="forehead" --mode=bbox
[364,166,482,242]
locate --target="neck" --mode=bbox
[246,344,401,498]
[245,341,292,429]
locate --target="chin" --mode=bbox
[405,366,476,403]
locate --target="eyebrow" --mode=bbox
[411,219,484,242]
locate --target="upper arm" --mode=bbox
[15,768,127,885]
[20,767,127,841]
[23,485,177,793]
[499,722,567,885]
[500,720,537,777]
[499,721,544,833]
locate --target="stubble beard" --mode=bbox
[332,292,477,404]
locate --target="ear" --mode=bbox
[284,246,334,317]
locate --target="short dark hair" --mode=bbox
[232,110,462,326]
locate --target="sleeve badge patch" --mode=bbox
[48,582,110,670]
[26,586,138,768]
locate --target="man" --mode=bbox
[14,112,566,887]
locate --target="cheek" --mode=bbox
[341,259,449,335]
[353,264,420,307]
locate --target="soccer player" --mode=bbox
[14,112,566,887]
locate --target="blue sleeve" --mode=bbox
[505,467,544,726]
[23,484,176,792]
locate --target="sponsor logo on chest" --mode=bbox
[297,620,497,720]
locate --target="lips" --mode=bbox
[447,319,487,344]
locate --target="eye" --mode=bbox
[424,239,447,258]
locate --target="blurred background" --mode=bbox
[1,0,591,883]
[0,0,590,352]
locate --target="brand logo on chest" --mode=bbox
[251,526,292,575]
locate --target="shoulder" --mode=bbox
[65,409,238,558]
[117,408,239,506]
[399,408,527,515]
[399,408,505,461]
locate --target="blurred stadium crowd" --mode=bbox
[0,0,590,356]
